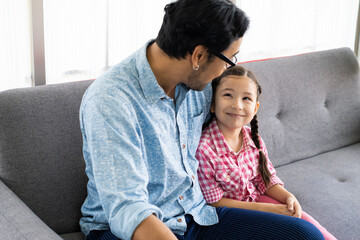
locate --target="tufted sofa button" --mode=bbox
[323,100,328,108]
[338,177,347,183]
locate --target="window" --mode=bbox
[43,0,169,85]
[237,0,359,62]
[0,0,32,91]
[0,0,359,91]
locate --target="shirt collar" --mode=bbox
[136,40,167,105]
[241,125,258,150]
[208,118,257,156]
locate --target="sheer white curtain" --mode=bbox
[0,0,32,91]
[43,0,169,84]
[0,1,359,91]
[236,0,359,62]
[107,1,170,66]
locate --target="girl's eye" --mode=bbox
[223,93,232,98]
[243,97,252,101]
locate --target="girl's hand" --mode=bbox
[286,196,302,218]
[262,203,295,216]
[264,184,303,218]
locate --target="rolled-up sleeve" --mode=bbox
[81,94,162,240]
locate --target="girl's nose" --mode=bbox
[232,99,243,109]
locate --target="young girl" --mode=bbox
[196,65,336,240]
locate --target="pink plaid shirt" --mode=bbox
[196,118,283,204]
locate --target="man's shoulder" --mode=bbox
[82,61,140,104]
[79,66,140,128]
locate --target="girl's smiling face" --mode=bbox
[211,75,260,133]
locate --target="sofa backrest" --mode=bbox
[1,48,359,235]
[0,80,93,234]
[242,47,360,167]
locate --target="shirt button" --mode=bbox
[177,218,182,223]
[182,144,186,149]
[179,195,184,200]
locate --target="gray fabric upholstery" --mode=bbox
[60,232,86,240]
[0,180,62,240]
[241,48,360,240]
[242,47,360,167]
[0,48,359,239]
[276,143,360,240]
[0,80,92,235]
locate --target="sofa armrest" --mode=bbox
[0,180,62,240]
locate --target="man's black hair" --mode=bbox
[155,0,250,59]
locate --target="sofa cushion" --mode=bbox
[242,48,360,167]
[276,142,360,240]
[0,80,93,234]
[60,232,85,240]
[0,180,62,240]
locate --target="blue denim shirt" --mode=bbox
[79,41,218,240]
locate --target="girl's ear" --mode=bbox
[210,102,215,113]
[254,101,260,115]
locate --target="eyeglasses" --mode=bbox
[212,52,237,69]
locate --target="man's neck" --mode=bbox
[146,42,190,99]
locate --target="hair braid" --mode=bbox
[250,114,271,187]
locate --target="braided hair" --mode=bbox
[250,115,271,187]
[211,65,271,187]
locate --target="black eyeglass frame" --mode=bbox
[211,52,237,68]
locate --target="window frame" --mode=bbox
[27,0,360,87]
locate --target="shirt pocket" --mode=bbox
[215,167,243,193]
[187,112,204,156]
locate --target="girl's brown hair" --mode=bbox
[211,65,271,187]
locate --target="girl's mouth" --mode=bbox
[227,113,246,117]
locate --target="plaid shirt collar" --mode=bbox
[208,118,257,156]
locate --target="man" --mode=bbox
[79,0,325,239]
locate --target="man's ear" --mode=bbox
[254,101,260,115]
[191,45,208,69]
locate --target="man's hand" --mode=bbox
[132,214,178,240]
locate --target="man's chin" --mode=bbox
[187,83,209,91]
[193,86,206,91]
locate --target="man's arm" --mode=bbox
[81,95,163,239]
[132,215,177,240]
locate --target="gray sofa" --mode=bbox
[0,47,359,240]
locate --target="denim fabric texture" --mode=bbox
[86,207,325,240]
[79,41,216,240]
